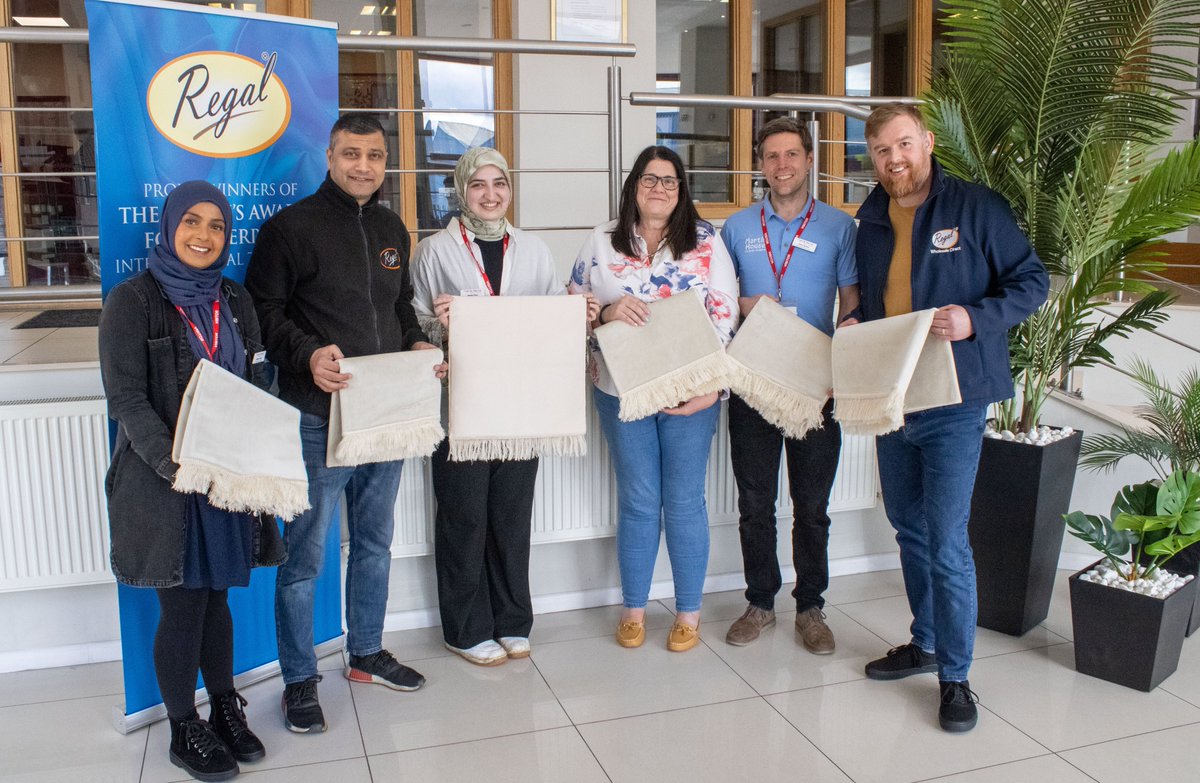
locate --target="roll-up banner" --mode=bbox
[85,0,340,732]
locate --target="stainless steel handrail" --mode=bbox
[0,26,637,57]
[629,92,876,120]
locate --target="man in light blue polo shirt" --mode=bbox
[720,117,859,652]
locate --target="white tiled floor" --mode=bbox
[4,569,1200,782]
[0,310,99,365]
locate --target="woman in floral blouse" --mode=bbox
[570,145,738,652]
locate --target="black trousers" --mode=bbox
[727,395,842,613]
[431,439,540,649]
[154,587,234,720]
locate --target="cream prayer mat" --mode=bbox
[594,288,730,421]
[172,359,309,520]
[726,297,832,439]
[831,308,961,435]
[327,349,445,467]
[448,295,587,461]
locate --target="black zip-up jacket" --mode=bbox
[245,175,429,417]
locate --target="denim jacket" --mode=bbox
[98,271,284,587]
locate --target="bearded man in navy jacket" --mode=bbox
[846,103,1047,733]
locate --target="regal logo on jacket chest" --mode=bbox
[930,227,962,254]
[146,51,291,158]
[379,248,402,269]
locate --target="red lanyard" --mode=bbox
[459,222,510,296]
[175,300,221,362]
[759,197,816,300]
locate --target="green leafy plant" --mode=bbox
[924,0,1200,433]
[1080,359,1200,479]
[1065,469,1200,581]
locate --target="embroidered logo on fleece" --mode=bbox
[379,248,402,269]
[930,227,962,254]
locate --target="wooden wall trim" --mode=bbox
[0,0,25,287]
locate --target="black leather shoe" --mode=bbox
[939,680,979,733]
[209,690,265,762]
[169,715,239,781]
[865,643,938,680]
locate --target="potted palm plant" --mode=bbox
[924,0,1200,636]
[1079,360,1200,634]
[1064,469,1200,691]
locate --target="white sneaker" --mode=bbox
[497,636,531,658]
[444,640,508,666]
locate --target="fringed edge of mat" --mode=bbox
[727,363,827,440]
[617,351,731,422]
[448,433,587,462]
[832,392,905,437]
[174,463,311,522]
[332,419,445,466]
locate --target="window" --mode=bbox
[653,0,933,218]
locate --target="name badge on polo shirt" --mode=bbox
[793,237,817,253]
[778,300,801,318]
[460,288,490,297]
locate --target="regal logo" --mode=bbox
[146,51,291,158]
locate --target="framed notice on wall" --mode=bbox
[552,0,626,43]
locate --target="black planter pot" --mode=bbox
[1069,561,1198,691]
[968,429,1083,636]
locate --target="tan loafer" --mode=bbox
[667,622,700,652]
[616,620,646,648]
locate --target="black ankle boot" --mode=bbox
[169,714,239,781]
[209,690,266,762]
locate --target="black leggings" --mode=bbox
[154,587,234,720]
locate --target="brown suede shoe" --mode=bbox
[795,607,835,655]
[725,605,776,646]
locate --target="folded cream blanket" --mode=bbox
[726,298,833,439]
[172,359,309,520]
[448,295,587,461]
[327,349,445,467]
[831,309,961,436]
[594,288,730,422]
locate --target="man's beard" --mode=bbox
[879,161,930,201]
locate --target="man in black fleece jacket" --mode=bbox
[246,114,444,735]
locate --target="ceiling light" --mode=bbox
[12,16,69,26]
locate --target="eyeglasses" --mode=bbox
[637,174,681,191]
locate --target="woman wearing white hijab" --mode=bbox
[412,147,598,666]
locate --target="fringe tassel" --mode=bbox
[174,462,311,521]
[448,434,587,462]
[833,392,906,436]
[727,364,826,440]
[617,351,731,422]
[334,419,445,466]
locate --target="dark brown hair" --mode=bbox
[756,117,813,156]
[611,145,701,259]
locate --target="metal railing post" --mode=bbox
[807,116,820,200]
[608,65,623,220]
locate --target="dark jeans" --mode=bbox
[728,395,841,613]
[431,439,540,649]
[154,587,234,720]
[876,404,988,681]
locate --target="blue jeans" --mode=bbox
[594,388,720,614]
[275,412,403,684]
[875,404,987,682]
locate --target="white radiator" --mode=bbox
[0,397,112,592]
[0,395,875,581]
[390,400,877,553]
